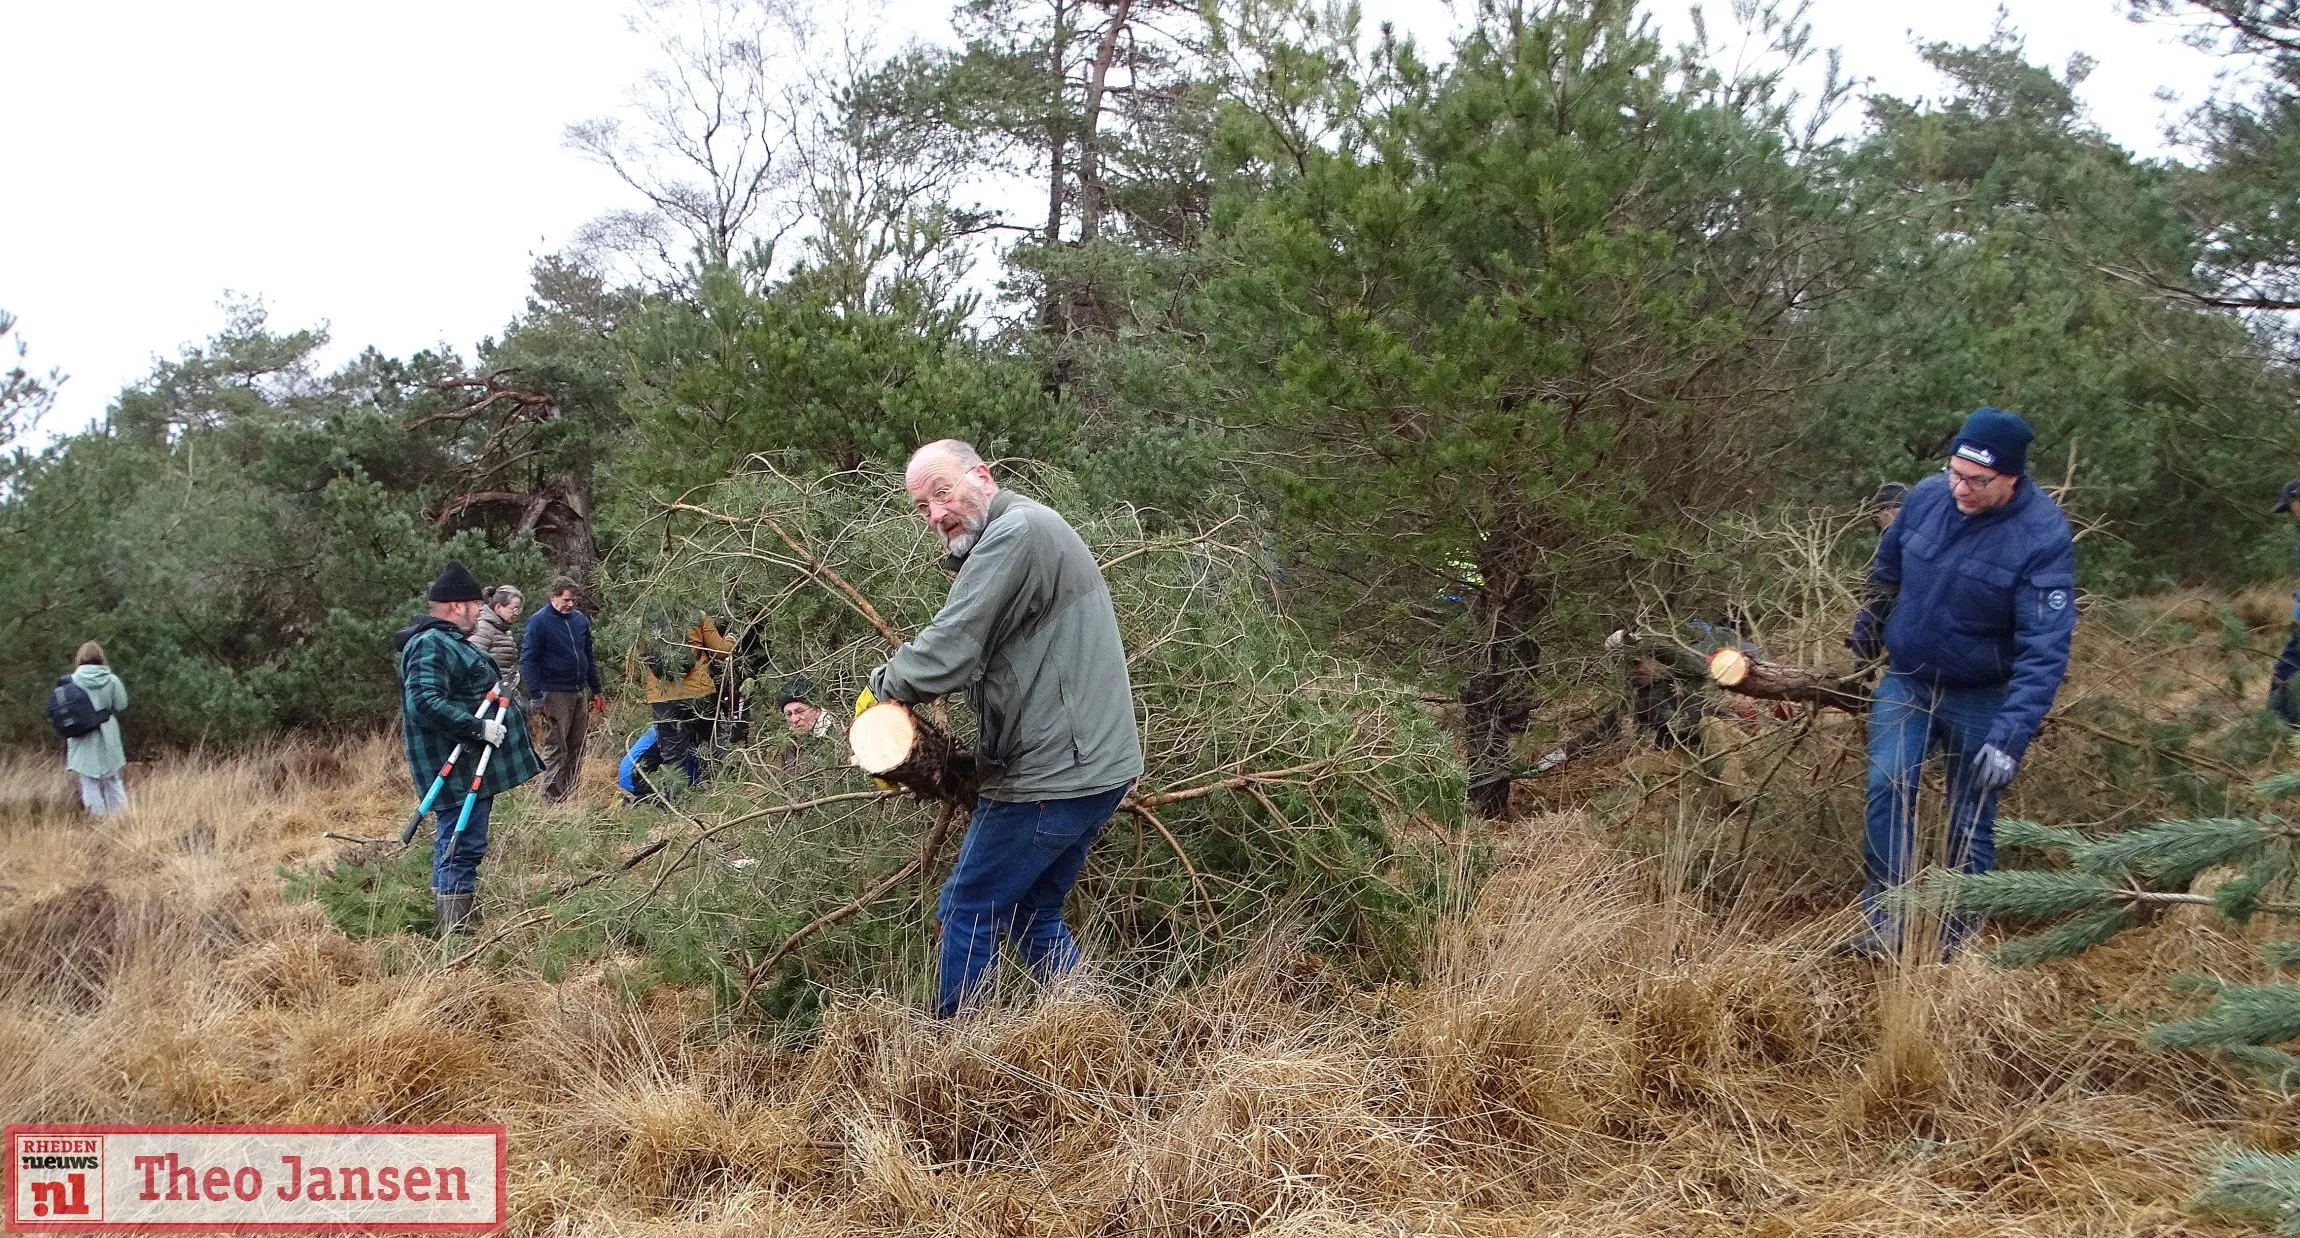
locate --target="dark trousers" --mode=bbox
[431,794,493,894]
[538,691,590,802]
[649,699,711,784]
[935,783,1129,1018]
[2271,619,2300,725]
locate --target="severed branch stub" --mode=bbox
[851,701,980,808]
[1705,646,1867,713]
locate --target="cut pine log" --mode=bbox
[850,701,980,807]
[1608,630,1868,714]
[1705,647,1867,713]
[1608,630,1713,681]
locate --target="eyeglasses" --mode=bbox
[1943,464,2004,493]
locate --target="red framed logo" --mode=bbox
[6,1125,505,1234]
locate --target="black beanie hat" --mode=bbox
[777,676,815,708]
[428,559,484,603]
[1950,406,2033,476]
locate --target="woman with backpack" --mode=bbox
[57,641,129,816]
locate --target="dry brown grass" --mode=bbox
[0,646,2287,1236]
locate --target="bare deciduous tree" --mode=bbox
[567,0,809,276]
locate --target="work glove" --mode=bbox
[1973,744,2019,792]
[480,719,509,747]
[589,693,607,714]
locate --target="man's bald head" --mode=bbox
[905,439,999,555]
[907,438,985,478]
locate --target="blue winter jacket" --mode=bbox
[1852,472,2078,760]
[2289,523,2300,621]
[520,606,602,701]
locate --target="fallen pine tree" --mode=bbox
[490,460,1475,1020]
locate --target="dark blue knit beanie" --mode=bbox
[1949,407,2033,476]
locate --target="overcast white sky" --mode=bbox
[0,0,2238,433]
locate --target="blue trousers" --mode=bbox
[618,726,701,804]
[1862,671,2004,949]
[431,794,494,895]
[2270,617,2300,725]
[936,783,1130,1018]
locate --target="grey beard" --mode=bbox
[943,528,980,556]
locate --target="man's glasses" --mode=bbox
[1943,464,2004,493]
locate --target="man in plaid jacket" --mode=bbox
[394,560,543,934]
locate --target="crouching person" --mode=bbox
[394,560,543,936]
[617,724,699,806]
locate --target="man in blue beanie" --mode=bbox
[1847,407,2078,955]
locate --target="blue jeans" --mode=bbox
[1862,671,2004,950]
[936,783,1130,1018]
[2270,618,2300,725]
[431,794,494,895]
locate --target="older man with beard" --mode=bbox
[866,440,1144,1017]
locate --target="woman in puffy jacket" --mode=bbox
[469,585,524,697]
[63,641,130,817]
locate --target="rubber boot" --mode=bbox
[435,892,476,938]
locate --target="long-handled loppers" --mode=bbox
[442,695,517,862]
[399,687,511,845]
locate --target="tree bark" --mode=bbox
[850,702,980,808]
[1044,0,1071,252]
[1608,631,1867,714]
[1075,0,1132,247]
[1462,512,1547,819]
[1706,647,1867,713]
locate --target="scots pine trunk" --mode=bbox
[1463,504,1547,819]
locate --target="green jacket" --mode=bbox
[871,489,1143,800]
[394,616,542,799]
[64,664,128,779]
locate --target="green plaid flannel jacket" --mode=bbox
[396,616,543,799]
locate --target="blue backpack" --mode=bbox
[46,677,111,740]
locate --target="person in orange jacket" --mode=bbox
[640,609,736,784]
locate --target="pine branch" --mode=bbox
[2193,1147,2300,1237]
[2083,816,2285,887]
[2147,982,2300,1054]
[2217,1045,2300,1093]
[2212,857,2300,923]
[1924,868,2125,918]
[1994,907,2141,965]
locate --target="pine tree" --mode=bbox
[1927,735,2300,1234]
